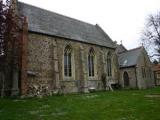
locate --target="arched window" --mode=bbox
[88,48,95,77]
[64,45,72,77]
[107,52,112,76]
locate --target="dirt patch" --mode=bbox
[145,94,160,98]
[13,99,26,102]
[51,112,67,116]
[82,94,99,99]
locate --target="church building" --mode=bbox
[18,2,119,95]
[0,0,155,96]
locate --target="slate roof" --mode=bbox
[17,2,115,48]
[116,44,127,54]
[118,47,142,68]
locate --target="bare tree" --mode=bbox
[141,12,160,58]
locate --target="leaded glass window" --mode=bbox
[88,48,95,77]
[64,45,72,77]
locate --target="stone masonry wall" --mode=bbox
[119,48,154,89]
[136,48,154,89]
[27,32,119,95]
[120,67,137,88]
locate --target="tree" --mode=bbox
[153,59,159,64]
[0,0,5,56]
[0,0,22,96]
[0,0,6,97]
[141,12,160,59]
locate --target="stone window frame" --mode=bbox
[62,44,75,80]
[141,54,147,79]
[64,45,72,76]
[149,68,152,78]
[107,52,112,77]
[147,67,152,78]
[157,73,160,79]
[88,48,95,77]
[141,67,146,78]
[87,47,97,80]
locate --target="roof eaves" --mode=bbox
[121,46,142,54]
[120,65,136,69]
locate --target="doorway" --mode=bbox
[123,71,129,87]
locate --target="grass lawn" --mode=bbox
[0,87,160,120]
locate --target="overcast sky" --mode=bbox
[18,0,160,49]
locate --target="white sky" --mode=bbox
[18,0,160,49]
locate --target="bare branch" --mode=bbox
[150,54,160,58]
[141,11,160,59]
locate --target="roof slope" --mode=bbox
[17,2,115,48]
[116,44,127,54]
[118,47,142,68]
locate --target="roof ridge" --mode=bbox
[119,44,127,50]
[116,44,127,54]
[127,46,143,51]
[18,1,95,27]
[119,46,142,54]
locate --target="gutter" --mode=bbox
[119,65,135,69]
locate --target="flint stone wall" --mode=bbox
[27,32,119,95]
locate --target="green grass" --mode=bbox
[0,87,160,120]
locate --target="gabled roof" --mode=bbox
[17,2,115,48]
[118,47,142,68]
[116,44,127,54]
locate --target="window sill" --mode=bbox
[88,76,98,80]
[88,79,99,81]
[60,80,76,82]
[63,76,75,81]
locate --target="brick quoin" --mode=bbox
[20,17,28,95]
